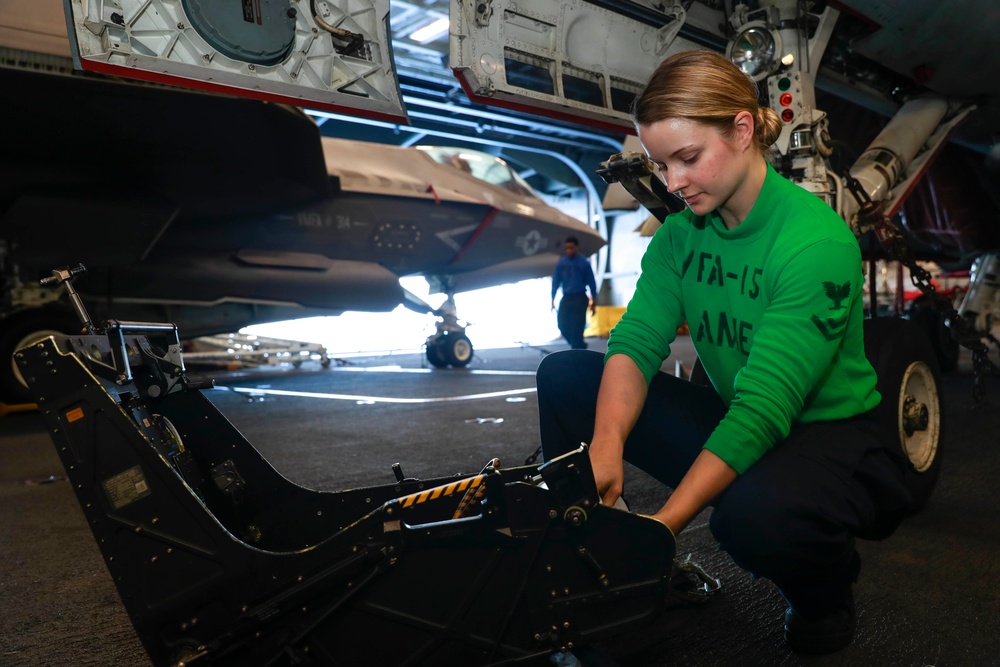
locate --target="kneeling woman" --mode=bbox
[536,50,910,655]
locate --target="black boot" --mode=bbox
[783,584,856,654]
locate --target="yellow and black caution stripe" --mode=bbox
[397,475,485,518]
[452,479,488,520]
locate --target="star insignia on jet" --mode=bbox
[822,281,851,310]
[516,230,548,256]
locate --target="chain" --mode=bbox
[848,177,1000,405]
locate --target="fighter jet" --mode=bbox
[0,1,604,400]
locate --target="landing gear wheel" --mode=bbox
[1,312,80,403]
[864,317,943,513]
[908,296,959,372]
[426,332,474,368]
[443,333,473,367]
[425,340,448,368]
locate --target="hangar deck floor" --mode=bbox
[1,334,997,667]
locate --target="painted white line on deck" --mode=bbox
[223,385,537,404]
[328,366,536,376]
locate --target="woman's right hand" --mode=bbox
[589,354,648,507]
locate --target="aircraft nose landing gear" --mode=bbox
[425,297,474,368]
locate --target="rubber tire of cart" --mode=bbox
[907,296,960,372]
[863,316,944,514]
[442,332,473,367]
[426,339,449,368]
[1,309,81,403]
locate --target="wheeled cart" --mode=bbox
[16,312,681,667]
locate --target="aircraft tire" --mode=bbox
[426,340,449,368]
[863,316,944,514]
[0,309,80,404]
[443,333,473,367]
[907,296,960,372]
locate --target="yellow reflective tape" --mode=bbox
[398,475,485,509]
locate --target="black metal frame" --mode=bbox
[15,323,676,667]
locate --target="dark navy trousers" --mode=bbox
[556,293,590,349]
[536,350,911,614]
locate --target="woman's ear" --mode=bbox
[733,110,755,151]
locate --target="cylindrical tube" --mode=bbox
[849,96,949,202]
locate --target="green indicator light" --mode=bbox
[778,77,791,91]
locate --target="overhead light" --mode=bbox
[725,22,782,81]
[408,17,449,44]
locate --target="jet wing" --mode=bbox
[62,0,407,123]
[0,65,331,268]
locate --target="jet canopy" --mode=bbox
[415,147,538,198]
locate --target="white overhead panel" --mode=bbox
[63,0,407,123]
[449,0,701,132]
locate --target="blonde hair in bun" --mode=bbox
[633,49,781,154]
[754,106,783,150]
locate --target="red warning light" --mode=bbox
[780,93,793,107]
[781,108,794,122]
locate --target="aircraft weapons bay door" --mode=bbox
[449,0,707,132]
[63,0,408,123]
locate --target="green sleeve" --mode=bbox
[704,239,864,473]
[605,220,686,383]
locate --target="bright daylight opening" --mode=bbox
[241,277,562,356]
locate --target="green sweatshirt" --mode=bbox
[607,164,880,474]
